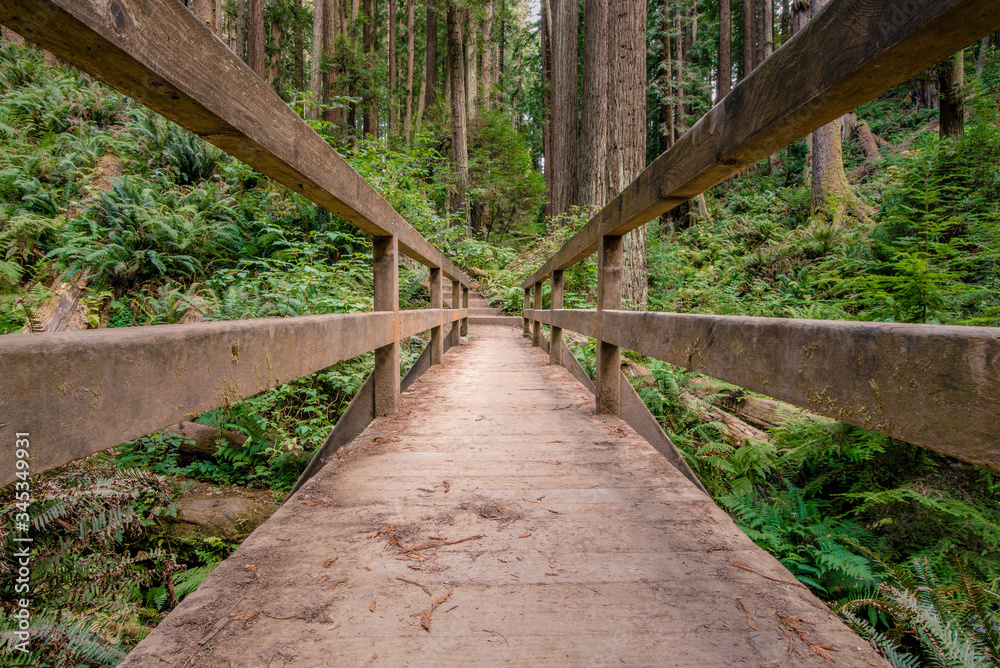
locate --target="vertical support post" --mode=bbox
[523,287,531,336]
[461,286,469,336]
[430,267,443,365]
[532,281,543,346]
[549,269,564,365]
[450,280,461,347]
[373,235,399,417]
[596,235,622,416]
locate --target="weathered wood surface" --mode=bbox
[601,310,1000,472]
[527,307,1000,470]
[525,0,1000,287]
[0,308,467,486]
[0,0,468,285]
[163,421,247,458]
[122,325,886,667]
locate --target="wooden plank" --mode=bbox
[373,236,400,417]
[0,312,394,485]
[601,311,1000,472]
[0,0,468,286]
[524,0,1000,287]
[528,309,597,339]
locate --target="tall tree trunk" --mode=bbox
[236,0,247,59]
[741,0,754,79]
[422,0,438,119]
[540,0,552,217]
[447,3,469,225]
[661,4,674,151]
[549,0,578,216]
[293,0,305,92]
[762,0,773,59]
[675,14,685,135]
[939,50,965,140]
[809,0,851,222]
[363,0,378,138]
[578,0,608,208]
[977,36,990,74]
[403,0,415,143]
[322,0,342,124]
[247,0,265,77]
[481,2,493,103]
[498,0,506,93]
[464,12,478,122]
[310,0,327,120]
[607,0,647,310]
[267,18,281,89]
[755,0,764,67]
[718,0,731,100]
[388,0,398,136]
[780,0,790,42]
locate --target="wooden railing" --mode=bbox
[0,0,471,487]
[524,0,1000,474]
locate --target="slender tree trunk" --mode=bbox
[540,0,552,217]
[762,0,773,59]
[267,18,281,89]
[578,0,608,208]
[363,0,378,137]
[481,2,493,104]
[939,50,965,140]
[322,0,342,124]
[293,0,305,92]
[549,0,578,216]
[809,0,851,222]
[464,11,478,122]
[780,0,790,42]
[977,36,990,74]
[388,0,398,136]
[236,0,248,59]
[661,4,674,151]
[755,0,765,67]
[498,0,506,93]
[403,0,415,143]
[310,0,326,120]
[675,14,685,136]
[607,0,647,310]
[247,0,265,77]
[447,3,469,225]
[423,0,438,116]
[718,0,731,100]
[741,0,754,79]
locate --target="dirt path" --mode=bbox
[124,325,886,667]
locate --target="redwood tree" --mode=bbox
[578,0,608,208]
[548,0,578,217]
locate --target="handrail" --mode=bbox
[0,0,473,485]
[522,0,1000,474]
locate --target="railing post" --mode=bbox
[430,267,443,364]
[373,235,399,416]
[532,282,543,346]
[523,287,531,336]
[450,280,461,347]
[549,270,564,365]
[461,286,469,336]
[596,235,622,415]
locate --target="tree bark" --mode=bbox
[718,0,731,100]
[403,0,415,143]
[309,0,327,120]
[192,0,219,33]
[742,0,754,78]
[388,0,398,136]
[464,11,478,122]
[236,0,247,59]
[977,36,990,74]
[855,120,882,162]
[267,17,281,89]
[578,0,608,209]
[549,0,579,217]
[540,0,552,217]
[607,0,647,310]
[939,50,965,140]
[163,422,248,459]
[762,0,773,59]
[363,0,378,138]
[447,3,469,224]
[422,0,438,119]
[660,4,674,152]
[247,0,265,78]
[322,0,342,124]
[481,2,493,104]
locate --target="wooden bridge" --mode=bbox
[1,0,999,665]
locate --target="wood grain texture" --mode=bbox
[0,0,468,285]
[601,311,1000,471]
[524,0,1000,287]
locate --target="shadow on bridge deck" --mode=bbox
[124,325,886,667]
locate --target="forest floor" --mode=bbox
[123,325,886,667]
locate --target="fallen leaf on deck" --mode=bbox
[323,556,339,567]
[370,598,377,612]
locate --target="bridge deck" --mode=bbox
[124,325,886,667]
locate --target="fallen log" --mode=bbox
[679,392,771,447]
[162,421,247,458]
[688,378,833,432]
